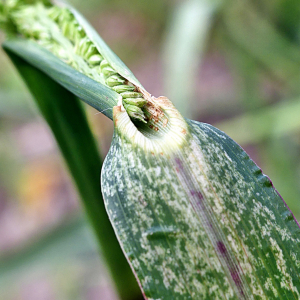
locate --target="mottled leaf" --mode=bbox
[102,97,300,299]
[2,2,300,300]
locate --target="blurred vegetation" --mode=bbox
[1,0,300,299]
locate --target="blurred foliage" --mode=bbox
[1,0,300,299]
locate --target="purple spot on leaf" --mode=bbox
[217,241,245,297]
[190,190,204,200]
[174,157,184,173]
[217,241,227,255]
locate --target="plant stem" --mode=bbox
[5,49,143,300]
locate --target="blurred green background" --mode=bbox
[1,0,300,299]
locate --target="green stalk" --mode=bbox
[4,49,143,300]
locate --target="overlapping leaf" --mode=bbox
[3,40,143,300]
[2,1,300,300]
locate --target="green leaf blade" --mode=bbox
[2,3,300,299]
[2,38,119,120]
[4,48,143,300]
[101,100,300,299]
[189,120,300,299]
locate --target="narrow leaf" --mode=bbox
[222,0,300,91]
[163,0,219,118]
[3,38,118,120]
[215,97,300,145]
[4,49,143,300]
[0,217,88,289]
